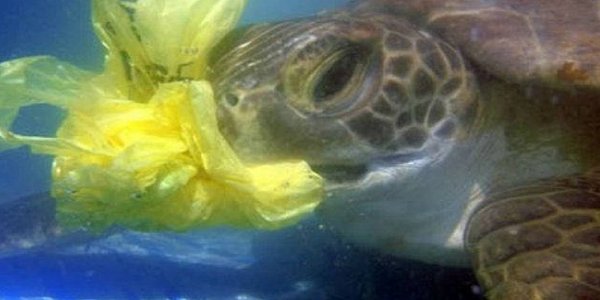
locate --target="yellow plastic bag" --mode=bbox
[93,0,247,101]
[0,0,324,231]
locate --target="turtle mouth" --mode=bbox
[311,164,369,184]
[310,151,430,184]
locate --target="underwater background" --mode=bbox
[0,1,482,299]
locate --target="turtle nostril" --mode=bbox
[224,93,240,106]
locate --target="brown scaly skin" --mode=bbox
[467,168,600,300]
[358,0,600,89]
[462,85,600,299]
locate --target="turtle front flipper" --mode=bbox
[467,168,600,300]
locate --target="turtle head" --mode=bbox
[210,12,479,184]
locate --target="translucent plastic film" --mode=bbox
[0,0,324,232]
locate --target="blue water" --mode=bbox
[0,1,482,299]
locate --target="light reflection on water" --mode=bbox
[241,0,349,24]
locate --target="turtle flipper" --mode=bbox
[467,169,600,300]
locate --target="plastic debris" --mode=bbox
[0,0,323,232]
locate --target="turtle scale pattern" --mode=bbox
[467,168,600,300]
[340,15,475,151]
[363,0,600,89]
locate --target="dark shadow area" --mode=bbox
[0,194,483,299]
[0,236,483,300]
[251,220,484,300]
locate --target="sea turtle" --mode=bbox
[208,1,600,299]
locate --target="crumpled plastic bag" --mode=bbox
[0,0,324,231]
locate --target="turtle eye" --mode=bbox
[306,45,372,115]
[283,38,375,116]
[312,49,362,103]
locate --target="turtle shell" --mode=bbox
[358,0,600,90]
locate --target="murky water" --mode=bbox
[0,1,492,299]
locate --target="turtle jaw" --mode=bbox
[310,163,369,185]
[308,147,433,184]
[309,132,452,184]
[314,135,457,188]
